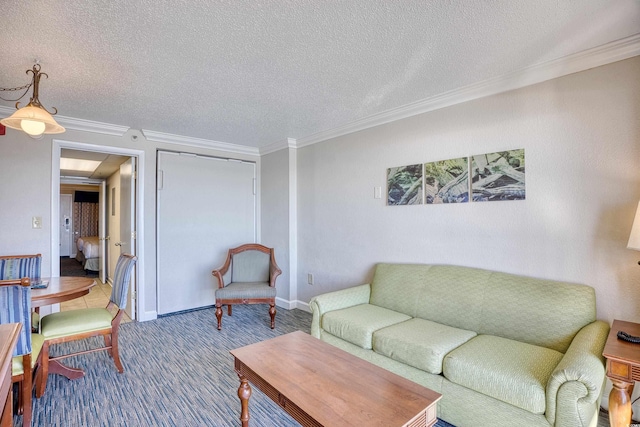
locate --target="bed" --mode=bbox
[76,236,100,272]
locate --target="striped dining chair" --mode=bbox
[0,254,42,282]
[37,253,137,397]
[0,277,44,427]
[0,254,43,333]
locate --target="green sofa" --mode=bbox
[309,263,609,427]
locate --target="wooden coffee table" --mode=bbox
[230,331,441,427]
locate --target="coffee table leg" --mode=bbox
[238,374,252,427]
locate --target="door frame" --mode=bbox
[50,139,147,321]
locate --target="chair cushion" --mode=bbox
[32,311,40,332]
[373,318,477,374]
[215,282,276,300]
[41,308,113,340]
[321,304,411,350]
[232,251,270,283]
[12,333,44,376]
[443,335,563,414]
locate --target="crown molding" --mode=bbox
[141,129,260,156]
[0,106,129,136]
[259,137,298,155]
[2,33,638,152]
[57,115,130,136]
[296,33,640,148]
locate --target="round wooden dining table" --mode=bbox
[31,276,96,308]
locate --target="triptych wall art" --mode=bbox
[387,149,525,206]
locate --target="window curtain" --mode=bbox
[73,202,99,244]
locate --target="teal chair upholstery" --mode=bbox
[0,254,43,333]
[212,244,281,330]
[0,277,44,427]
[36,254,137,397]
[0,254,41,282]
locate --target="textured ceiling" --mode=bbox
[1,1,639,148]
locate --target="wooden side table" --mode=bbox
[603,319,640,427]
[0,323,21,427]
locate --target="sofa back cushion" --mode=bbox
[478,271,595,353]
[369,263,596,353]
[370,264,489,332]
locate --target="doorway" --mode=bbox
[51,140,146,321]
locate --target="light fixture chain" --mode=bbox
[0,83,33,102]
[0,83,32,91]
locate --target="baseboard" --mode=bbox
[142,301,307,322]
[276,297,311,313]
[139,310,158,322]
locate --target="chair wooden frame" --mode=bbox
[0,277,42,427]
[36,254,136,398]
[212,244,281,330]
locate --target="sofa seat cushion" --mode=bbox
[373,318,477,374]
[443,335,563,414]
[322,304,411,349]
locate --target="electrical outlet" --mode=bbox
[307,273,314,285]
[32,216,42,229]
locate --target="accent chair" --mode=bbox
[212,244,281,330]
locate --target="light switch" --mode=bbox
[32,216,42,229]
[374,186,382,199]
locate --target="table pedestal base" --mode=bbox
[48,360,85,380]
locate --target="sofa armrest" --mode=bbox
[309,284,371,338]
[545,320,610,426]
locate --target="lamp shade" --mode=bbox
[0,104,65,137]
[627,201,640,251]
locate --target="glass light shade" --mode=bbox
[0,104,65,136]
[627,201,640,251]
[20,119,46,136]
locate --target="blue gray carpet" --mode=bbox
[18,304,454,426]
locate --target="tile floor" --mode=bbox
[60,278,132,323]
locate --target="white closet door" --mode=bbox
[157,151,256,315]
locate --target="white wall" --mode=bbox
[1,56,639,324]
[261,147,293,305]
[0,128,260,320]
[296,56,640,324]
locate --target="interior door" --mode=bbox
[59,194,73,257]
[99,181,106,283]
[157,151,256,315]
[119,158,136,320]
